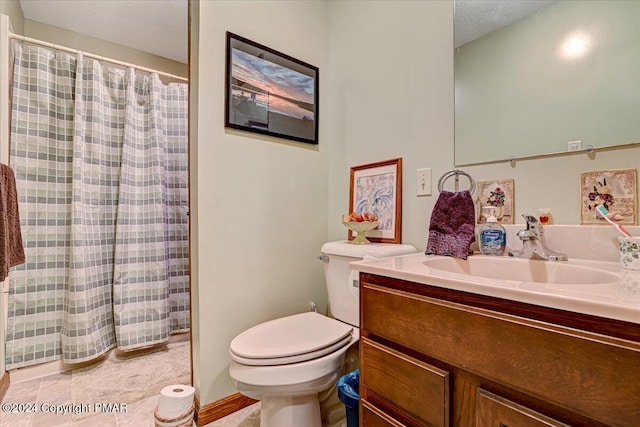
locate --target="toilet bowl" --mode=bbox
[228,241,416,427]
[229,312,358,427]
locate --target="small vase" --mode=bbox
[342,220,379,245]
[352,230,371,245]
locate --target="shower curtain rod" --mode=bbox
[9,32,188,82]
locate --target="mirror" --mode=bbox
[454,0,640,166]
[5,0,191,388]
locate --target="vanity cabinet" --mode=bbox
[359,273,640,427]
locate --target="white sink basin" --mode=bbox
[423,256,619,285]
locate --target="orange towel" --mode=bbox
[0,164,25,281]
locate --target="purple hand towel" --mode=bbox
[0,164,25,281]
[426,190,476,260]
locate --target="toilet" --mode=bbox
[228,240,416,427]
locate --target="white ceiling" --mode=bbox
[19,0,188,64]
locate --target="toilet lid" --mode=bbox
[229,312,353,365]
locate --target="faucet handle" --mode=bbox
[516,229,536,240]
[514,214,567,261]
[522,214,539,229]
[519,213,544,240]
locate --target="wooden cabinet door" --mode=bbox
[476,389,570,427]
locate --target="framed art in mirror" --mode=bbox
[349,158,402,244]
[580,169,637,225]
[225,32,319,145]
[477,179,514,224]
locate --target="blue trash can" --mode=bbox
[337,369,360,427]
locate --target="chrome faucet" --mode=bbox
[508,214,568,261]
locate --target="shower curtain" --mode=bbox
[5,42,189,369]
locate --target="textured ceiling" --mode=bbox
[455,0,558,48]
[19,0,556,62]
[19,0,188,64]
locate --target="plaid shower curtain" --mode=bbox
[5,43,189,369]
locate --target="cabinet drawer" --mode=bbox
[362,400,407,426]
[361,338,450,427]
[476,389,570,427]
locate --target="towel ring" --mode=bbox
[437,169,476,194]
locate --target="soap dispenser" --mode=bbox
[478,207,506,256]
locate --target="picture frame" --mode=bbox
[476,179,515,224]
[580,168,637,225]
[349,158,402,244]
[225,32,319,145]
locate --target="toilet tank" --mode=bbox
[320,241,416,327]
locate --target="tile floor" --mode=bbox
[207,403,260,427]
[1,373,260,427]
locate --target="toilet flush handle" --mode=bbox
[316,254,329,263]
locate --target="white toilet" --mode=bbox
[228,240,416,427]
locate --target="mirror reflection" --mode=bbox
[454,0,640,166]
[2,0,191,417]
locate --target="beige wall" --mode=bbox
[24,20,186,78]
[0,0,24,35]
[190,0,330,405]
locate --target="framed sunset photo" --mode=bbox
[225,32,319,145]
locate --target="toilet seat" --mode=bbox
[229,312,353,366]
[230,334,353,366]
[230,334,357,388]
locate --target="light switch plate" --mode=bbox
[417,168,432,196]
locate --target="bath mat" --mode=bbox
[70,341,190,420]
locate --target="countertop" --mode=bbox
[351,253,640,325]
